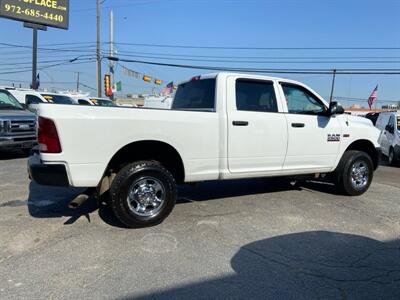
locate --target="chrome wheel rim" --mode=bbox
[350,161,369,189]
[127,176,165,217]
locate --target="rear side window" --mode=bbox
[236,79,278,112]
[26,94,43,105]
[172,79,215,111]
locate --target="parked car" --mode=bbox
[90,97,114,107]
[0,88,37,153]
[40,93,75,105]
[365,112,380,126]
[376,111,399,165]
[77,98,95,106]
[2,87,48,112]
[28,72,381,227]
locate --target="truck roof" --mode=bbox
[184,72,312,86]
[180,72,328,105]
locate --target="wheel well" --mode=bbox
[345,139,379,170]
[107,141,185,183]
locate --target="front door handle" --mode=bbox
[232,121,249,126]
[291,123,305,128]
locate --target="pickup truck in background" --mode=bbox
[28,73,381,227]
[0,88,37,154]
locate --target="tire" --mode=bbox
[22,148,32,156]
[334,150,374,196]
[388,147,396,166]
[110,161,177,228]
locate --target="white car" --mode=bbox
[39,93,75,105]
[28,72,381,227]
[90,97,114,107]
[376,111,399,165]
[4,87,48,107]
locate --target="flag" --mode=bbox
[112,81,122,92]
[161,82,174,95]
[367,85,378,109]
[36,73,40,89]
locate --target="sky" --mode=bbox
[0,0,399,107]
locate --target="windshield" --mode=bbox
[97,99,113,107]
[41,94,74,104]
[90,98,114,107]
[0,90,24,110]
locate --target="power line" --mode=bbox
[107,56,400,74]
[109,42,400,50]
[107,53,400,64]
[106,49,400,60]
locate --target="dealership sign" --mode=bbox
[0,0,69,29]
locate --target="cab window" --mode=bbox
[236,79,278,113]
[281,84,326,115]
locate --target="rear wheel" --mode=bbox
[388,147,396,166]
[334,150,373,196]
[110,161,177,228]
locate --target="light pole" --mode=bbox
[96,0,102,97]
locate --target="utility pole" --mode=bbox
[32,27,38,90]
[329,69,337,104]
[24,23,46,90]
[96,0,102,97]
[76,72,80,92]
[109,9,114,100]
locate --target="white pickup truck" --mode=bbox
[29,72,381,227]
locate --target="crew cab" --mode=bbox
[28,73,381,227]
[0,88,37,153]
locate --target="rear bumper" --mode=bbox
[28,154,70,186]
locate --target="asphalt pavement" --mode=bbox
[0,151,399,299]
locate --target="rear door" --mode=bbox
[227,77,288,173]
[279,83,342,171]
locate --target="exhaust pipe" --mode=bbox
[68,194,89,209]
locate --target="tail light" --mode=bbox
[38,117,62,153]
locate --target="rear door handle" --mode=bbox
[232,121,249,126]
[291,123,305,128]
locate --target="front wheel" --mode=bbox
[388,147,396,166]
[334,150,374,196]
[110,161,177,228]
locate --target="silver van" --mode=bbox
[376,111,400,165]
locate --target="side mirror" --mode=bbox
[385,124,394,134]
[328,101,345,115]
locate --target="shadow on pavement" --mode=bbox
[177,177,303,203]
[123,231,400,299]
[0,149,29,161]
[27,182,128,227]
[27,178,345,227]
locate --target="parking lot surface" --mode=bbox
[0,152,399,299]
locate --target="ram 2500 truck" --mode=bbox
[0,88,37,153]
[28,73,381,227]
